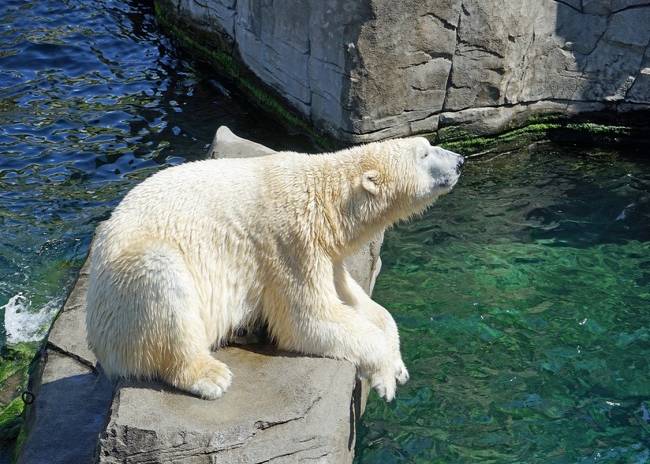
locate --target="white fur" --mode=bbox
[86,137,463,401]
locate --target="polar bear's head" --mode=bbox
[403,136,463,198]
[357,136,464,222]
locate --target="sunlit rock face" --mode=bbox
[163,0,650,142]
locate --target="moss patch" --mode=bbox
[0,397,23,442]
[153,0,337,151]
[435,119,647,156]
[436,123,559,154]
[0,342,37,444]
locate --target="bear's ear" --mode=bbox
[361,170,380,195]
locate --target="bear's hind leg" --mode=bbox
[108,242,233,400]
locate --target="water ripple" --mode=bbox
[0,0,311,351]
[358,146,650,463]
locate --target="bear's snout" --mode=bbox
[435,147,464,176]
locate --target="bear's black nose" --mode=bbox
[456,156,465,174]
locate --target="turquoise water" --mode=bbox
[356,146,650,463]
[1,1,650,462]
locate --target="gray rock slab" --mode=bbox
[18,127,377,464]
[18,351,113,464]
[345,232,383,296]
[47,274,96,367]
[98,348,362,463]
[208,126,276,159]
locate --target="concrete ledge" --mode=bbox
[18,127,378,463]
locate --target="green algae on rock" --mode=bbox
[437,117,650,156]
[0,343,38,443]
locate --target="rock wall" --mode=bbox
[163,0,650,142]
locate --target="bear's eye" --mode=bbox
[422,152,428,158]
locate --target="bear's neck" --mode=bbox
[303,147,390,259]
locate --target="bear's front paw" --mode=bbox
[394,358,410,385]
[370,367,397,402]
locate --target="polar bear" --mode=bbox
[86,136,463,401]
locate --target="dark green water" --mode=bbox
[1,1,649,463]
[356,146,650,463]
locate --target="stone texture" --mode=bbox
[18,127,378,464]
[98,348,362,463]
[18,338,113,463]
[161,0,650,142]
[46,258,96,368]
[208,125,276,159]
[349,0,650,139]
[345,232,384,296]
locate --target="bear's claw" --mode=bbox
[371,369,397,402]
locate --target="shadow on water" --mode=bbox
[469,144,650,247]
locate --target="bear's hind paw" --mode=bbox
[185,358,233,400]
